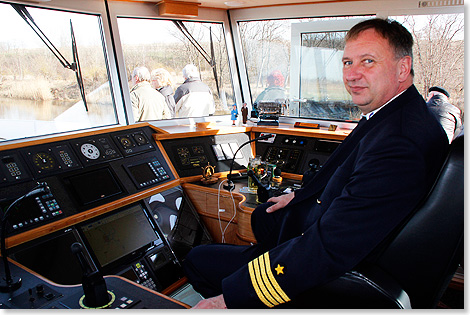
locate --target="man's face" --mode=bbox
[342,28,404,114]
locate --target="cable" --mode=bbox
[217,179,238,243]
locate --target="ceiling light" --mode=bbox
[224,1,246,7]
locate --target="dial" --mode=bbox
[80,143,100,160]
[133,133,148,145]
[32,152,56,171]
[119,137,134,149]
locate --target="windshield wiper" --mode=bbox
[173,20,220,96]
[11,4,89,111]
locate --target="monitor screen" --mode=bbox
[67,168,122,206]
[10,229,85,285]
[80,204,162,268]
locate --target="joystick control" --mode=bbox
[71,242,111,308]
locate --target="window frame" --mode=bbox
[106,0,242,126]
[229,0,464,129]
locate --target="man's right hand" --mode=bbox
[266,192,295,213]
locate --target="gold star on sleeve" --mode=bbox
[248,252,290,307]
[274,264,284,275]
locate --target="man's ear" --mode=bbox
[398,56,412,82]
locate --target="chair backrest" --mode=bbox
[374,134,464,308]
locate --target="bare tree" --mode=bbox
[403,14,464,115]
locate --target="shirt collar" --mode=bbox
[361,89,407,120]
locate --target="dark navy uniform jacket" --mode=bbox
[222,85,449,308]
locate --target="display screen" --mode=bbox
[67,168,122,205]
[11,229,85,285]
[80,204,162,267]
[128,163,155,184]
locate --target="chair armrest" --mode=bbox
[284,264,411,308]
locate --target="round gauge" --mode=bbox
[119,137,133,148]
[133,133,148,145]
[80,143,100,160]
[33,152,56,170]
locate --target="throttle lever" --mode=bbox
[71,242,110,308]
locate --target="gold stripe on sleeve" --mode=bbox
[263,252,290,303]
[248,260,274,308]
[258,253,286,305]
[253,256,278,306]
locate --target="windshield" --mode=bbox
[0,2,117,141]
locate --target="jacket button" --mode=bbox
[316,199,322,204]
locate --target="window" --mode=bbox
[238,13,463,123]
[0,2,117,141]
[392,14,464,118]
[117,18,234,120]
[239,16,369,122]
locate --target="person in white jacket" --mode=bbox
[174,64,215,118]
[130,66,171,121]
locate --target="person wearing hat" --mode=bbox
[426,86,462,142]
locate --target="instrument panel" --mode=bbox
[0,126,174,237]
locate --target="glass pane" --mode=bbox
[239,19,291,105]
[239,16,368,122]
[0,3,117,141]
[391,14,464,119]
[299,31,358,120]
[117,18,234,120]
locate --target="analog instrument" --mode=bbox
[119,137,134,149]
[80,143,100,160]
[32,152,56,171]
[133,133,148,145]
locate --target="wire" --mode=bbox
[217,179,238,243]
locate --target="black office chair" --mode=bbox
[287,134,464,309]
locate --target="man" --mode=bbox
[183,18,448,309]
[130,66,171,121]
[426,86,462,143]
[254,70,287,104]
[173,64,215,118]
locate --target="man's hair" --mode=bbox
[346,18,414,75]
[182,64,200,80]
[151,68,174,86]
[132,66,151,82]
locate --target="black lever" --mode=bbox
[247,169,275,203]
[301,158,320,187]
[71,242,110,308]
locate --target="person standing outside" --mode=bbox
[183,18,448,309]
[174,64,215,118]
[151,68,176,118]
[426,86,462,143]
[130,66,171,121]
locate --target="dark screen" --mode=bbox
[80,204,161,267]
[11,230,84,285]
[128,162,155,184]
[68,168,122,205]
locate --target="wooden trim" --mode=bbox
[157,0,200,17]
[0,123,153,152]
[154,126,250,140]
[161,277,188,295]
[154,124,349,141]
[155,140,180,179]
[110,275,190,308]
[252,125,349,141]
[7,259,189,308]
[6,180,182,249]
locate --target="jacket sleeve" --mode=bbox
[222,135,428,308]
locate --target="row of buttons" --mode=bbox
[6,162,22,177]
[139,162,170,187]
[116,296,140,309]
[11,195,63,231]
